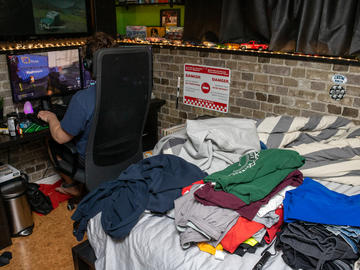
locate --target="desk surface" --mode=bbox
[0,129,50,150]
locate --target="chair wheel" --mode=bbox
[67,202,75,211]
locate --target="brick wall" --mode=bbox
[1,48,360,181]
[152,47,360,131]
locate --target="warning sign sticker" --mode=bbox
[183,64,231,113]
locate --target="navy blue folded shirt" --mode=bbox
[72,154,207,241]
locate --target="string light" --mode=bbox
[1,38,359,64]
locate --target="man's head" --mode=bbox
[83,32,115,73]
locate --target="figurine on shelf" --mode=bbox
[224,43,240,50]
[239,40,268,51]
[202,41,217,48]
[146,37,166,43]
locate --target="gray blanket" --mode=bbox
[154,117,260,174]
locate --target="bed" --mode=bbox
[80,115,360,270]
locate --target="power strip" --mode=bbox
[0,164,21,184]
[161,124,185,137]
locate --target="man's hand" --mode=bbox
[37,110,57,123]
[37,110,73,144]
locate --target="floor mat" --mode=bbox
[38,180,71,210]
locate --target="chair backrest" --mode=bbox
[85,46,152,191]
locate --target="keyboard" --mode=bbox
[25,114,48,127]
[49,104,67,120]
[31,104,67,123]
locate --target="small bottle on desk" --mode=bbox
[7,117,17,137]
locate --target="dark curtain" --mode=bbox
[183,0,223,42]
[219,0,360,56]
[219,0,273,44]
[0,0,34,38]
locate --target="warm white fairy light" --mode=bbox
[1,38,359,64]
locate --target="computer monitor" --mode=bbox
[7,48,83,108]
[0,0,91,41]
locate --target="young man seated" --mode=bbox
[37,32,115,196]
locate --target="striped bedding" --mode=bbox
[257,116,360,185]
[256,115,360,148]
[155,115,360,185]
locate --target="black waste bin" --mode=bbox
[0,196,12,249]
[0,178,34,236]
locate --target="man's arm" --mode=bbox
[37,110,73,144]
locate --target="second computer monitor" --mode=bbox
[7,47,83,104]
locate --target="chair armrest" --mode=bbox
[48,140,80,177]
[63,142,78,155]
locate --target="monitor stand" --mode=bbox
[40,98,52,111]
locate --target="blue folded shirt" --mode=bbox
[284,177,360,226]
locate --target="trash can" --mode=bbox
[0,196,12,249]
[0,178,34,236]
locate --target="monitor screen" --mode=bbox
[33,0,88,35]
[0,0,90,40]
[7,48,83,103]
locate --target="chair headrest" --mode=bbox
[92,46,152,79]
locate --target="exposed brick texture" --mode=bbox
[327,104,342,114]
[0,139,54,182]
[151,48,360,133]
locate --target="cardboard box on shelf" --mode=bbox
[165,26,183,40]
[126,26,147,39]
[146,26,166,38]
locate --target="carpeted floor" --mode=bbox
[1,201,86,270]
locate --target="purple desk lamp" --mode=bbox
[23,101,34,114]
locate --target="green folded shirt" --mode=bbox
[204,149,305,204]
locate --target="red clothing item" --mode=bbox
[221,217,264,253]
[181,180,204,195]
[264,207,283,244]
[221,206,284,253]
[39,180,71,209]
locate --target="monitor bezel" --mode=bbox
[6,46,85,105]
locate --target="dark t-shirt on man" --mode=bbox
[60,85,96,160]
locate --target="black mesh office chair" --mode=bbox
[50,46,152,193]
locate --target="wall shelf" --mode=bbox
[115,0,184,8]
[1,36,359,66]
[118,39,360,66]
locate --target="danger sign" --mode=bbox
[183,64,231,113]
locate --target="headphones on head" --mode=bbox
[83,33,114,73]
[83,45,93,72]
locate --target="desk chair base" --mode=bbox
[67,197,82,211]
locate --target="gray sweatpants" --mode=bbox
[174,184,239,249]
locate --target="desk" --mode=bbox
[0,98,166,151]
[0,99,165,181]
[0,129,50,150]
[0,129,50,169]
